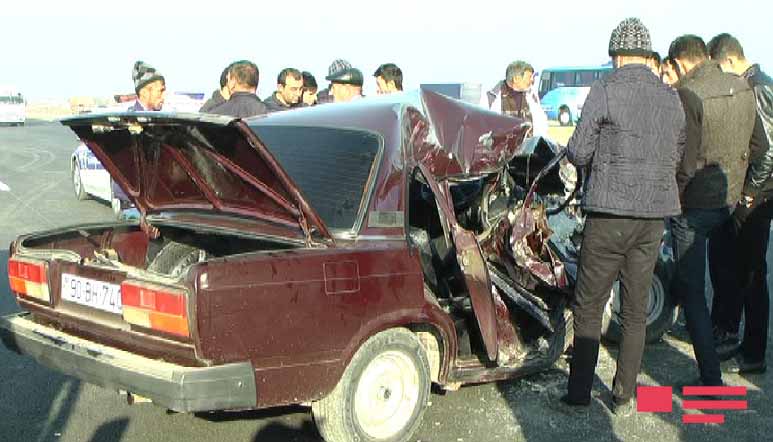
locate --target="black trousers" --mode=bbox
[671,208,731,385]
[710,199,772,363]
[568,214,663,403]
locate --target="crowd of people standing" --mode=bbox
[125,17,771,418]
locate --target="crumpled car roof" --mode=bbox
[251,87,531,179]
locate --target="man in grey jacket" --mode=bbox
[562,18,685,415]
[668,35,756,388]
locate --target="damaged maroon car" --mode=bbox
[0,89,674,442]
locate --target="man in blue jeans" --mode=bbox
[668,35,757,387]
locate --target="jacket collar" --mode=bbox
[682,60,722,82]
[743,63,761,80]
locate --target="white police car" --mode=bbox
[70,92,205,217]
[70,142,125,216]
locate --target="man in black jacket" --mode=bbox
[563,18,685,416]
[668,35,757,387]
[707,33,772,374]
[264,68,304,113]
[209,60,267,118]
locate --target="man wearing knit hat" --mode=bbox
[131,61,166,111]
[561,18,685,416]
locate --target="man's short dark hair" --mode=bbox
[373,63,403,90]
[505,61,534,83]
[651,51,661,66]
[277,68,302,86]
[230,60,259,89]
[219,65,230,88]
[302,71,318,91]
[669,35,708,64]
[707,33,746,61]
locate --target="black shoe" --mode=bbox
[548,392,590,416]
[713,329,740,361]
[729,356,767,374]
[676,378,725,400]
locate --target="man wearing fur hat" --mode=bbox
[561,18,685,416]
[131,61,166,111]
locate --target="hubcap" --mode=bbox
[354,350,420,440]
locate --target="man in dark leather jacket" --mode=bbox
[669,35,756,389]
[708,33,771,374]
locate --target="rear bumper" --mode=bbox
[0,313,257,412]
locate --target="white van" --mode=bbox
[0,88,26,126]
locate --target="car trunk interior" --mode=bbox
[20,223,303,278]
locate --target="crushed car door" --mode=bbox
[416,163,498,361]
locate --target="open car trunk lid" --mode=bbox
[61,112,331,243]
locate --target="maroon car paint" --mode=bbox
[6,90,558,412]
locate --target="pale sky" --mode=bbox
[2,0,771,100]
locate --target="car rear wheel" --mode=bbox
[558,107,572,126]
[601,261,676,344]
[312,328,431,442]
[72,161,88,200]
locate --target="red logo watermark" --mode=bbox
[637,386,748,424]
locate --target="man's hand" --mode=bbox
[732,196,755,232]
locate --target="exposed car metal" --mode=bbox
[1,89,675,442]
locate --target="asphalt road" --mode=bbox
[0,121,770,442]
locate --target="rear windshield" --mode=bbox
[251,125,381,230]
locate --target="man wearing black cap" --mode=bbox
[326,66,364,103]
[562,18,685,416]
[131,61,166,111]
[317,59,351,104]
[668,35,756,389]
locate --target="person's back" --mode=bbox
[676,61,756,208]
[211,92,267,118]
[562,18,686,415]
[209,60,267,118]
[571,63,685,218]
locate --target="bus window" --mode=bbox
[552,71,574,88]
[575,71,596,86]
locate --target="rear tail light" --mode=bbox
[8,258,50,303]
[120,281,190,337]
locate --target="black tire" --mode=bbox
[147,241,202,277]
[312,328,431,442]
[558,106,573,126]
[72,161,88,200]
[602,260,676,344]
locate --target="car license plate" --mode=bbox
[61,273,122,314]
